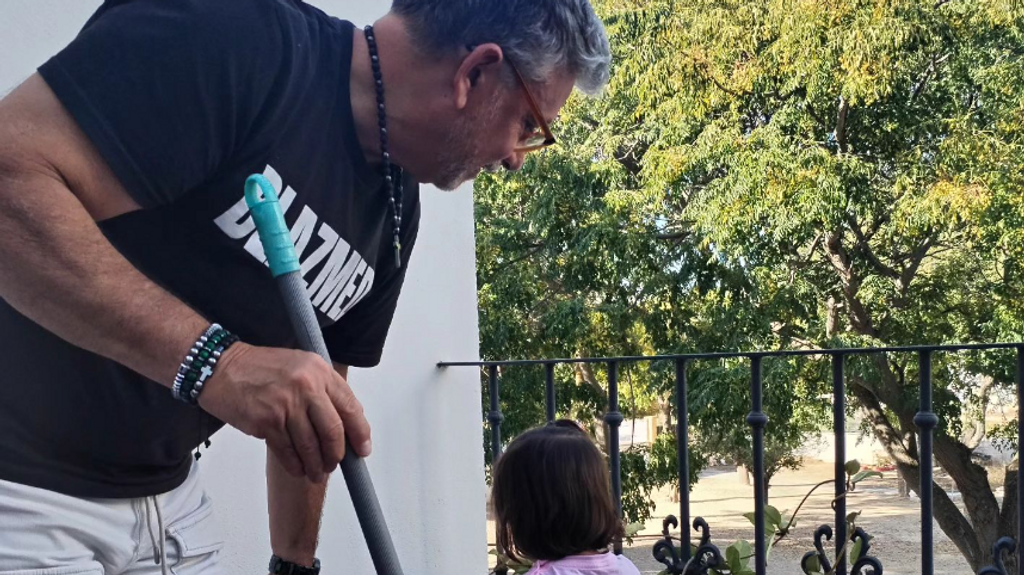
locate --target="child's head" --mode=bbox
[491,419,623,562]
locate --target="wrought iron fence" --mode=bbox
[440,343,1024,575]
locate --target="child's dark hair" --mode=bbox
[491,419,623,562]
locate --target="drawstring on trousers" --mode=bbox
[143,495,169,575]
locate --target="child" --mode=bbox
[490,420,643,575]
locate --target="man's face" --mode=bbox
[431,65,575,191]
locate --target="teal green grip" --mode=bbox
[244,174,300,277]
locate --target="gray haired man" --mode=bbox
[0,0,610,573]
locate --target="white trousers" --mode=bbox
[0,462,223,575]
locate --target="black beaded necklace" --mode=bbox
[365,25,403,269]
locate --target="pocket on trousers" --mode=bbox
[166,493,224,575]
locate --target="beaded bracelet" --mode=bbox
[173,324,216,402]
[174,326,232,403]
[174,326,235,404]
[173,324,239,405]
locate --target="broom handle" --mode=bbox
[245,174,404,575]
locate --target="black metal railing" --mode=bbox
[440,343,1024,575]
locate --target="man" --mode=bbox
[0,0,610,573]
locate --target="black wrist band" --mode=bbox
[269,555,320,575]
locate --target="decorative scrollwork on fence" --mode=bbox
[653,515,726,574]
[801,525,883,575]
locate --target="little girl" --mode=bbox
[490,419,642,575]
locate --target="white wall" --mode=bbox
[0,2,486,573]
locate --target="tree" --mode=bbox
[476,0,1024,568]
[687,356,828,499]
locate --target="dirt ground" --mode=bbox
[487,460,981,574]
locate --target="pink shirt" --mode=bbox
[526,553,642,575]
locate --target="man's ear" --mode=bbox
[453,43,504,110]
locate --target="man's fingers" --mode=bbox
[308,397,346,472]
[327,371,371,457]
[266,434,305,478]
[287,414,326,482]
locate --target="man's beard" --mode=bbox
[432,100,503,191]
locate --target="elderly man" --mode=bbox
[0,0,610,573]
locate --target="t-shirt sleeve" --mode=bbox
[323,188,422,368]
[37,0,286,208]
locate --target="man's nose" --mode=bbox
[502,151,526,172]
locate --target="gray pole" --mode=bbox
[247,174,403,575]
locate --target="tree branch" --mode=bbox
[805,233,822,261]
[932,430,1002,569]
[614,141,647,178]
[483,244,545,282]
[835,96,850,154]
[823,232,880,337]
[655,231,690,241]
[1000,457,1019,546]
[898,236,934,294]
[849,217,901,280]
[822,232,852,281]
[858,213,888,243]
[579,116,600,131]
[690,55,743,97]
[805,101,830,131]
[575,362,607,399]
[705,68,741,97]
[911,52,953,101]
[826,296,840,338]
[963,375,994,451]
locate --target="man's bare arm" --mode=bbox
[0,74,206,381]
[0,75,369,481]
[267,364,354,568]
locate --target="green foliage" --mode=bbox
[620,431,703,524]
[477,0,1023,567]
[991,418,1019,453]
[488,549,532,575]
[725,540,754,575]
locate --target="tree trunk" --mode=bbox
[897,470,910,498]
[851,382,986,571]
[575,362,607,399]
[575,362,610,451]
[963,374,993,451]
[999,457,1019,573]
[659,394,673,435]
[826,296,840,338]
[932,432,1002,568]
[737,464,751,485]
[594,418,608,455]
[823,220,1012,570]
[865,355,1003,570]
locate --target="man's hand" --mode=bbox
[199,343,371,483]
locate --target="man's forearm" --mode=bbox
[268,448,327,566]
[266,364,352,566]
[0,162,207,385]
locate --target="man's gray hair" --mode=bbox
[391,0,611,95]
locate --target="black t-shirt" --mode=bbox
[0,0,421,498]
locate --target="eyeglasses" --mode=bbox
[507,59,557,153]
[467,45,557,153]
